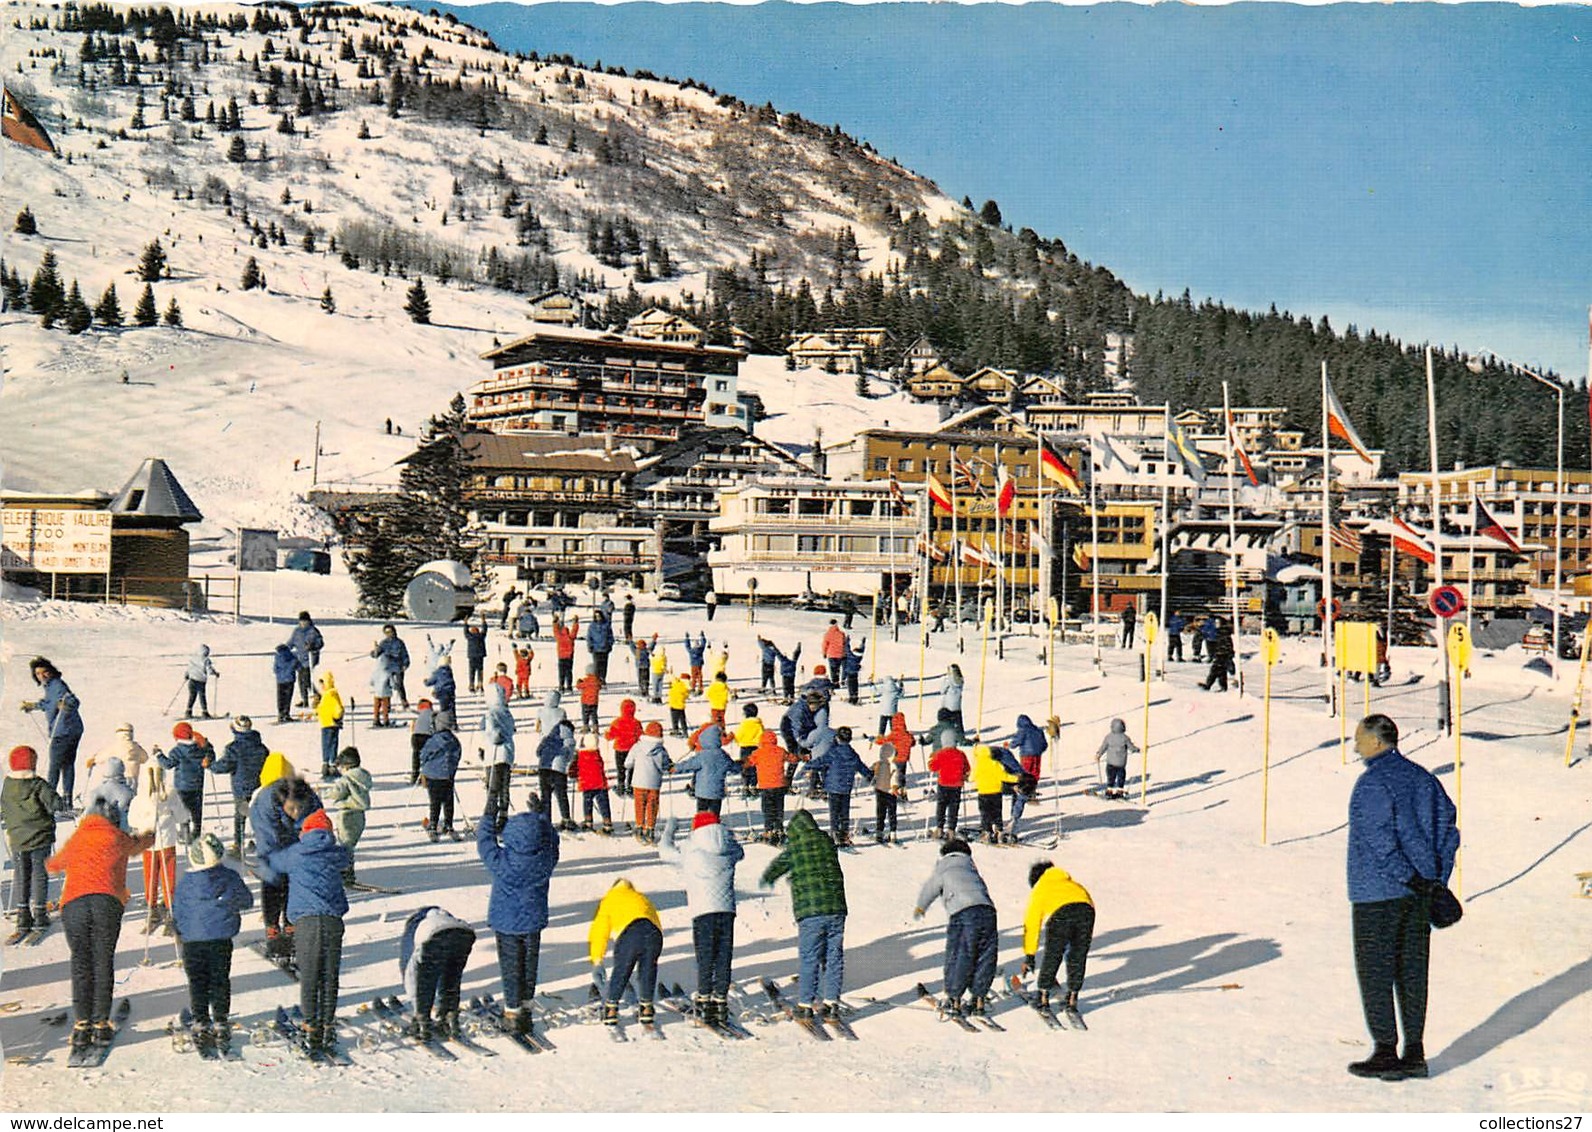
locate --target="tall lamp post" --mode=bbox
[1499,358,1565,680]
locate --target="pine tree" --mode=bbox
[130,91,145,129]
[29,250,65,328]
[63,281,92,334]
[14,206,36,234]
[133,284,158,327]
[356,118,370,140]
[341,512,410,618]
[137,238,167,281]
[94,282,122,326]
[227,134,247,162]
[404,277,431,324]
[162,296,182,327]
[320,285,335,314]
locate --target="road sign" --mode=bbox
[1317,597,1343,621]
[1429,585,1466,619]
[1261,628,1281,666]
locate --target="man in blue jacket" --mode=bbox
[1346,714,1459,1082]
[477,802,559,1037]
[288,612,325,709]
[371,624,412,711]
[212,717,269,858]
[587,611,615,683]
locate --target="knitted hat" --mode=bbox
[173,722,194,741]
[187,832,225,870]
[301,809,333,835]
[336,747,361,768]
[115,722,135,736]
[643,721,663,737]
[692,811,719,831]
[232,716,253,732]
[814,665,827,676]
[9,745,37,772]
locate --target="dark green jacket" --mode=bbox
[760,810,846,920]
[2,774,60,853]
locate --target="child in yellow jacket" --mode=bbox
[667,675,692,736]
[971,742,1018,844]
[1020,861,1095,1017]
[589,878,663,1028]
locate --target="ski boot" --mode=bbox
[600,822,613,836]
[194,1018,216,1057]
[1036,989,1051,1011]
[638,1002,656,1027]
[792,1003,815,1022]
[440,1010,462,1040]
[710,997,728,1027]
[215,1015,233,1054]
[69,1021,94,1055]
[692,994,708,1022]
[969,996,989,1018]
[601,1002,620,1028]
[500,1007,520,1036]
[448,828,463,842]
[940,996,963,1019]
[93,1020,117,1046]
[428,829,440,844]
[407,1013,433,1043]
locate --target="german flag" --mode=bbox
[1038,438,1083,495]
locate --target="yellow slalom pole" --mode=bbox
[1448,623,1471,898]
[1261,629,1280,844]
[976,599,993,732]
[1140,612,1158,806]
[1565,624,1591,767]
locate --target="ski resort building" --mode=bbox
[471,324,747,442]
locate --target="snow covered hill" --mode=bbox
[0,0,958,538]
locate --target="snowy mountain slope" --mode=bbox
[0,1,975,539]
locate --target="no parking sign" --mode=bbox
[1428,585,1466,619]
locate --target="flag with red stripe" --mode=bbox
[1227,408,1261,487]
[925,474,953,515]
[1329,524,1363,554]
[1472,498,1523,554]
[995,463,1015,518]
[1038,438,1083,494]
[888,473,907,508]
[1324,374,1374,463]
[1391,515,1436,565]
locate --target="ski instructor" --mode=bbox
[1344,713,1459,1082]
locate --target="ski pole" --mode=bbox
[163,678,185,717]
[211,673,222,718]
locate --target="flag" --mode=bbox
[995,463,1015,518]
[1226,408,1260,487]
[1072,544,1092,571]
[1091,434,1133,474]
[980,538,1004,569]
[888,472,907,508]
[1038,438,1083,494]
[915,533,948,562]
[1165,422,1207,485]
[1324,373,1373,463]
[1329,524,1363,554]
[1031,527,1051,558]
[960,540,994,568]
[925,474,953,515]
[1391,515,1437,565]
[951,455,980,494]
[1473,497,1523,554]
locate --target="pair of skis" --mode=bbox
[655,983,754,1041]
[4,924,50,947]
[1007,975,1087,1031]
[166,1007,240,1060]
[469,994,555,1053]
[66,999,131,1068]
[910,983,1005,1033]
[761,977,858,1041]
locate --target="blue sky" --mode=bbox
[430,2,1592,381]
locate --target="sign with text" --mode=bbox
[0,508,112,573]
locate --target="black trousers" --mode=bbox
[63,894,123,1024]
[761,661,775,693]
[182,938,234,1022]
[557,657,574,692]
[410,733,430,781]
[485,763,511,827]
[1352,894,1432,1049]
[296,666,314,707]
[468,657,484,691]
[696,796,723,816]
[1167,634,1184,662]
[179,787,204,837]
[276,681,294,720]
[232,797,250,853]
[415,926,475,1019]
[827,793,853,840]
[1037,902,1095,995]
[261,879,290,937]
[296,914,344,1029]
[934,785,962,832]
[692,911,735,1000]
[581,703,599,730]
[874,792,898,836]
[186,679,210,716]
[609,919,663,1007]
[593,650,611,682]
[14,847,49,920]
[538,769,571,823]
[978,793,1004,834]
[760,788,787,837]
[426,778,455,831]
[496,930,541,1012]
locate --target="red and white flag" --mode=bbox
[915,533,948,562]
[959,540,994,568]
[951,455,980,494]
[1226,408,1260,487]
[995,463,1015,518]
[1472,498,1523,554]
[1329,524,1363,554]
[888,473,907,508]
[1391,515,1436,565]
[1324,373,1374,463]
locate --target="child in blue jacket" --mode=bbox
[477,803,560,1036]
[173,833,254,1055]
[804,726,872,846]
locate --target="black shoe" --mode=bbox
[1348,1045,1406,1079]
[93,1021,116,1046]
[1397,1045,1428,1079]
[601,1003,619,1027]
[638,1002,656,1026]
[70,1022,94,1052]
[793,1003,815,1021]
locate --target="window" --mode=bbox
[563,538,583,554]
[753,534,795,553]
[851,499,875,517]
[762,498,792,516]
[798,498,829,517]
[872,457,890,473]
[898,459,915,474]
[798,535,835,553]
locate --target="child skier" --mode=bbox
[418,718,464,842]
[172,832,253,1054]
[477,791,560,1037]
[877,674,904,738]
[803,726,872,846]
[684,631,708,694]
[369,651,396,728]
[604,698,642,797]
[749,730,797,844]
[514,645,534,700]
[536,718,577,832]
[928,739,971,840]
[410,699,435,787]
[576,666,604,731]
[971,741,1019,844]
[4,746,60,936]
[490,662,514,704]
[128,764,191,934]
[46,800,154,1055]
[760,809,848,1021]
[706,671,732,725]
[648,640,668,703]
[667,673,692,736]
[841,639,866,705]
[480,683,516,829]
[272,644,302,724]
[371,623,412,711]
[626,722,670,843]
[674,723,734,816]
[464,615,489,695]
[85,722,149,797]
[734,703,764,797]
[213,717,269,857]
[1096,718,1138,799]
[264,805,352,1056]
[870,741,905,845]
[913,838,999,1018]
[656,810,744,1026]
[316,671,345,780]
[575,733,613,834]
[183,645,220,719]
[1020,861,1096,1018]
[81,756,134,832]
[322,748,372,883]
[288,612,325,709]
[756,636,779,695]
[940,665,966,735]
[398,906,476,1041]
[776,642,803,703]
[588,878,664,1029]
[156,722,212,839]
[552,614,579,694]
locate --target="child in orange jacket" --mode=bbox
[513,646,534,700]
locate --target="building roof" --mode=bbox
[108,458,203,522]
[462,432,639,474]
[481,322,742,362]
[633,427,809,476]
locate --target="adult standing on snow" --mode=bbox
[913,838,999,1019]
[1119,603,1137,650]
[46,802,154,1056]
[273,644,303,725]
[821,620,848,685]
[477,794,560,1038]
[250,760,319,962]
[656,810,744,1027]
[1199,619,1236,692]
[213,717,268,858]
[1345,714,1459,1082]
[4,746,60,936]
[622,594,636,642]
[940,664,966,735]
[183,645,220,719]
[463,615,489,695]
[21,656,84,813]
[371,624,412,711]
[760,809,849,1023]
[587,610,615,683]
[704,589,719,622]
[288,612,325,710]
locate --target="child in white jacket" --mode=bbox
[128,764,191,931]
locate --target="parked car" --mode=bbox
[658,582,683,601]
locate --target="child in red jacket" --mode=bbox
[513,646,534,700]
[575,734,612,835]
[604,699,642,797]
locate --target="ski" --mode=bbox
[166,1007,219,1059]
[22,925,50,946]
[381,996,456,1061]
[914,982,978,1033]
[821,1008,860,1040]
[248,939,300,982]
[762,977,829,1041]
[1061,1006,1089,1031]
[346,880,404,896]
[4,929,26,946]
[969,1011,1006,1033]
[469,996,550,1054]
[1005,980,1063,1031]
[68,998,130,1068]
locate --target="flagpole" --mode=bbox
[1156,429,1171,680]
[1385,536,1398,671]
[917,481,930,727]
[996,443,1006,661]
[1032,434,1043,640]
[1222,382,1244,697]
[1427,346,1454,732]
[1090,443,1102,671]
[889,464,899,645]
[952,449,965,655]
[1466,480,1477,639]
[1321,361,1337,716]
